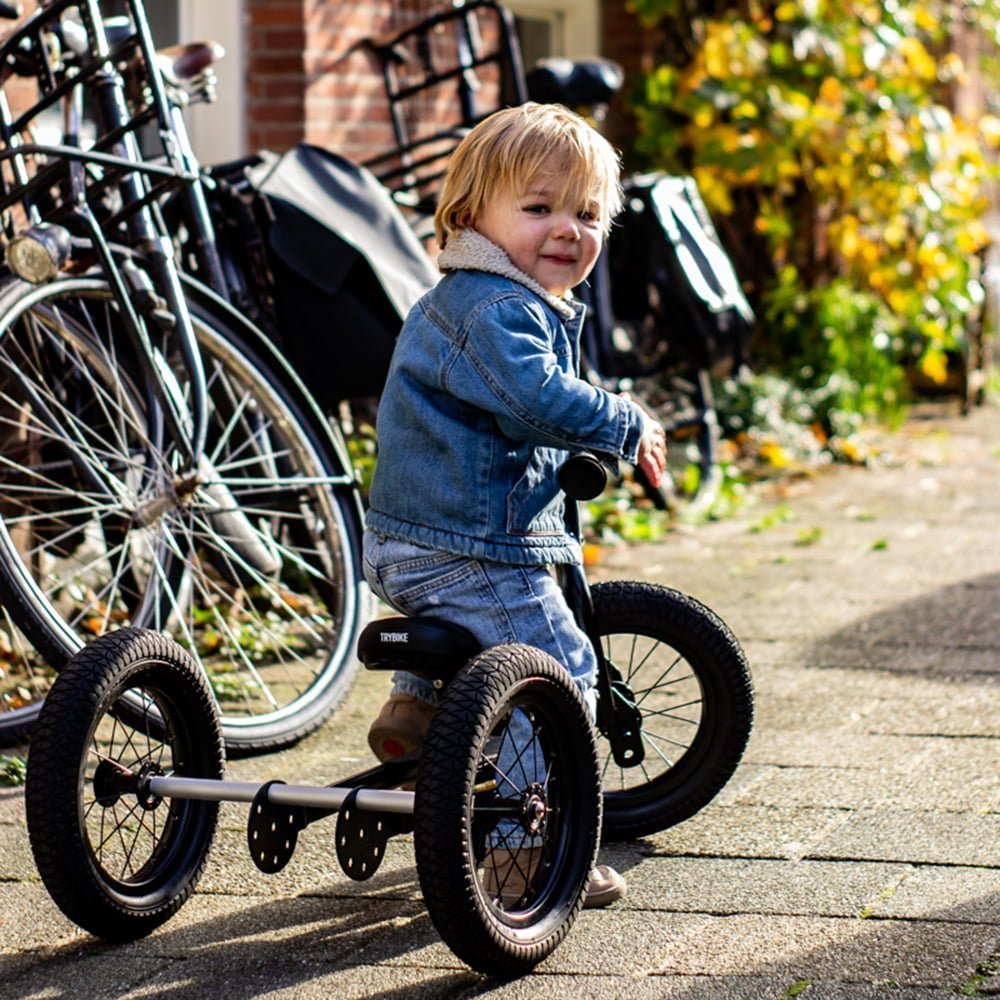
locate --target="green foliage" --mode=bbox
[763,273,907,421]
[749,502,796,531]
[717,368,880,470]
[346,420,378,501]
[0,752,26,786]
[781,980,813,998]
[627,0,996,412]
[794,524,824,545]
[584,481,673,543]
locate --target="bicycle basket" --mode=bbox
[359,0,526,212]
[0,0,194,244]
[609,174,754,378]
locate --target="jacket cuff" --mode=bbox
[618,398,648,463]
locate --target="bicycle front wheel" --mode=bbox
[0,274,367,753]
[592,580,754,841]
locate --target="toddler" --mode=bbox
[363,102,667,907]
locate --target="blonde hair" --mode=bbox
[434,102,623,248]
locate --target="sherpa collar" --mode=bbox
[437,229,578,321]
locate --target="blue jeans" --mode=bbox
[362,532,598,712]
[363,533,598,849]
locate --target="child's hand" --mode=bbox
[619,391,667,486]
[637,419,667,487]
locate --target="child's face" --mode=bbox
[474,176,603,297]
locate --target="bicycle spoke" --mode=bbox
[0,277,361,752]
[183,504,333,642]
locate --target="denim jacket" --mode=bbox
[366,229,648,565]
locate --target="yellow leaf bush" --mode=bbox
[627,0,996,417]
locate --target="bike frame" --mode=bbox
[556,467,645,768]
[0,0,227,468]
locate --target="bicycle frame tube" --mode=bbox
[121,0,227,297]
[559,504,645,766]
[79,0,209,462]
[558,504,609,707]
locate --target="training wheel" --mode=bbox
[26,628,223,940]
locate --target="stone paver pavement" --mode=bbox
[1,401,997,998]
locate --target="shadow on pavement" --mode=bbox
[806,572,1000,679]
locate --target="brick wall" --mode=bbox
[244,1,636,169]
[598,0,662,165]
[302,0,400,162]
[246,0,444,163]
[245,0,308,153]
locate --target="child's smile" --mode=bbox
[474,179,603,297]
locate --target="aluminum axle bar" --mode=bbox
[147,776,416,814]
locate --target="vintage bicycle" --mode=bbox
[0,0,370,752]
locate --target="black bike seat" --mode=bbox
[357,616,481,682]
[526,58,624,107]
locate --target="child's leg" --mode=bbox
[363,533,624,904]
[364,531,595,782]
[363,532,597,700]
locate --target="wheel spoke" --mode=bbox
[0,278,362,753]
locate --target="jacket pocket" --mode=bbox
[505,451,564,536]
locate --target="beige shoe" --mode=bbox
[582,863,627,908]
[367,693,436,762]
[482,850,627,909]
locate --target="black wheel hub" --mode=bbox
[93,759,124,808]
[134,761,166,810]
[520,782,550,836]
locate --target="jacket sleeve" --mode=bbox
[442,292,648,461]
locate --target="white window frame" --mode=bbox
[178,0,245,162]
[507,0,600,59]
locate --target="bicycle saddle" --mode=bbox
[357,616,481,682]
[154,41,226,84]
[525,58,624,108]
[96,15,224,83]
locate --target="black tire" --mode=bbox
[25,627,223,939]
[592,581,753,841]
[414,644,601,978]
[0,274,367,753]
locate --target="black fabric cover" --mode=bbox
[250,144,439,403]
[609,174,753,376]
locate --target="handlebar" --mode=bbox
[559,453,611,501]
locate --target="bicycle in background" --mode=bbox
[0,0,369,752]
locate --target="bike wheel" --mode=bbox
[414,644,600,978]
[591,580,753,841]
[0,274,367,753]
[25,627,222,939]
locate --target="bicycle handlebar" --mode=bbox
[559,453,611,501]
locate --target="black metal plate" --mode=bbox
[247,780,305,874]
[335,788,399,881]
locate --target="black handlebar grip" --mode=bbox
[0,3,22,20]
[558,453,609,501]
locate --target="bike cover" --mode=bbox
[250,144,439,402]
[609,173,753,377]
